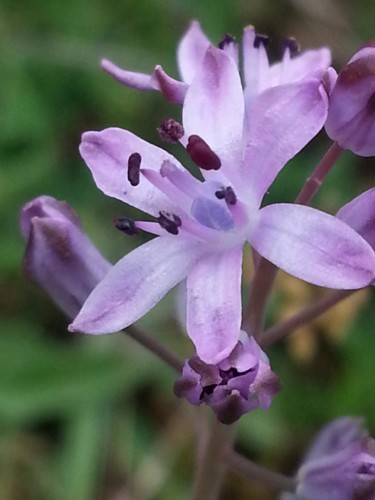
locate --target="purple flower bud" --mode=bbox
[20,196,111,319]
[325,42,375,156]
[174,334,280,424]
[287,417,375,499]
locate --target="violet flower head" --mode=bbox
[21,196,111,318]
[283,417,375,500]
[70,44,375,366]
[174,334,280,425]
[101,20,332,113]
[325,42,375,156]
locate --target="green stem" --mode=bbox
[295,141,343,205]
[242,258,278,339]
[226,450,296,492]
[261,289,355,348]
[192,413,236,500]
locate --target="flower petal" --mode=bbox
[79,128,184,216]
[177,21,211,84]
[183,46,244,176]
[101,59,154,91]
[336,188,375,249]
[250,203,375,289]
[269,48,331,85]
[186,245,243,364]
[150,65,188,103]
[70,236,205,334]
[242,79,328,205]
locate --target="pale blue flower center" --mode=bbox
[191,197,234,231]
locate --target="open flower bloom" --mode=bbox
[174,333,280,424]
[101,20,332,116]
[21,196,111,318]
[282,418,375,499]
[70,46,375,365]
[325,42,375,156]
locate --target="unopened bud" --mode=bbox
[325,43,375,156]
[20,196,111,319]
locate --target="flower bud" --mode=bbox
[325,42,375,156]
[283,418,375,499]
[174,334,280,424]
[20,196,111,318]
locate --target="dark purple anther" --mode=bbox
[254,33,270,49]
[218,33,235,50]
[157,118,185,143]
[282,37,300,56]
[127,153,141,186]
[114,217,140,235]
[186,135,221,171]
[157,211,182,235]
[215,186,237,205]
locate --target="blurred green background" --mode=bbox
[1,0,374,498]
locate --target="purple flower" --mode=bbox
[70,46,375,365]
[336,188,375,250]
[325,42,375,156]
[174,333,280,424]
[101,20,332,114]
[284,418,375,500]
[21,196,111,318]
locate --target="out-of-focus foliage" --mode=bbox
[0,0,374,498]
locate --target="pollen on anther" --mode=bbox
[218,33,235,49]
[254,33,270,49]
[157,211,182,235]
[127,153,141,186]
[114,217,140,235]
[186,135,221,171]
[215,186,237,205]
[282,37,300,56]
[157,118,184,143]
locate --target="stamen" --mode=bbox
[215,186,237,205]
[157,211,182,235]
[282,37,300,56]
[186,135,221,171]
[218,33,235,49]
[127,153,141,186]
[157,118,185,143]
[114,216,140,235]
[254,33,270,49]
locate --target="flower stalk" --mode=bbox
[295,141,344,205]
[192,412,236,500]
[261,289,356,348]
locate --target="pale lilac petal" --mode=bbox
[243,26,270,112]
[70,236,205,334]
[269,48,331,85]
[101,59,153,91]
[250,204,375,289]
[150,66,188,103]
[242,79,328,205]
[79,128,185,216]
[177,21,211,84]
[183,46,244,175]
[186,245,243,364]
[336,188,375,248]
